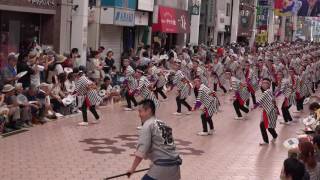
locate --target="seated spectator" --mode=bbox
[17,52,36,88]
[65,72,76,94]
[2,53,19,86]
[51,75,66,115]
[99,76,120,105]
[2,84,22,131]
[15,83,33,127]
[313,135,320,163]
[309,102,320,121]
[299,141,320,180]
[280,157,309,180]
[25,85,46,124]
[38,83,57,120]
[0,93,9,134]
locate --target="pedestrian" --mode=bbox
[127,99,182,180]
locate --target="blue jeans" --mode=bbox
[142,174,156,180]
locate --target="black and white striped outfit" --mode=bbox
[155,74,167,89]
[279,79,295,106]
[212,62,224,84]
[136,76,159,108]
[75,74,101,122]
[75,75,102,106]
[197,67,209,86]
[125,66,138,90]
[173,70,185,87]
[178,82,191,99]
[257,89,278,129]
[196,84,219,117]
[231,78,250,103]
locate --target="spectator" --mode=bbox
[17,52,36,88]
[2,53,19,85]
[15,83,33,127]
[2,84,21,131]
[280,157,309,180]
[38,83,57,120]
[63,48,80,68]
[50,75,66,114]
[25,85,46,124]
[87,51,103,84]
[299,141,320,180]
[28,52,42,88]
[313,135,320,163]
[104,50,115,74]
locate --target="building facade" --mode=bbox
[0,0,67,55]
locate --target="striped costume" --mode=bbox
[195,84,219,117]
[231,78,250,106]
[173,70,185,87]
[136,76,159,108]
[212,62,224,85]
[155,74,167,89]
[124,66,138,91]
[245,68,259,93]
[197,67,209,86]
[75,75,102,106]
[178,82,191,99]
[257,89,278,129]
[278,79,295,106]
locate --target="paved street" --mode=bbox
[0,92,305,180]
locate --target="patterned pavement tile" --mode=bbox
[0,92,307,180]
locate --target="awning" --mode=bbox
[152,6,190,34]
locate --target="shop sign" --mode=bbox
[176,9,190,33]
[191,0,200,15]
[135,11,149,26]
[152,6,190,33]
[29,0,55,6]
[114,8,135,27]
[138,0,154,12]
[101,7,115,25]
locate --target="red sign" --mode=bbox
[152,6,190,33]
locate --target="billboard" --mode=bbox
[275,0,320,17]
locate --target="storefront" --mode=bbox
[98,0,137,68]
[0,0,61,55]
[152,5,190,50]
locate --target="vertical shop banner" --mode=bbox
[275,0,320,17]
[176,9,190,33]
[257,0,269,30]
[238,0,255,37]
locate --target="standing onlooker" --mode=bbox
[299,141,320,180]
[104,50,115,75]
[87,51,103,84]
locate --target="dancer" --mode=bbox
[123,58,138,111]
[244,60,258,106]
[134,67,159,109]
[193,77,220,136]
[231,75,250,120]
[174,77,192,116]
[127,99,181,180]
[256,78,279,146]
[153,69,168,101]
[74,67,101,126]
[212,58,227,93]
[276,72,295,125]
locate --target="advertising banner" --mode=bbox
[275,0,320,17]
